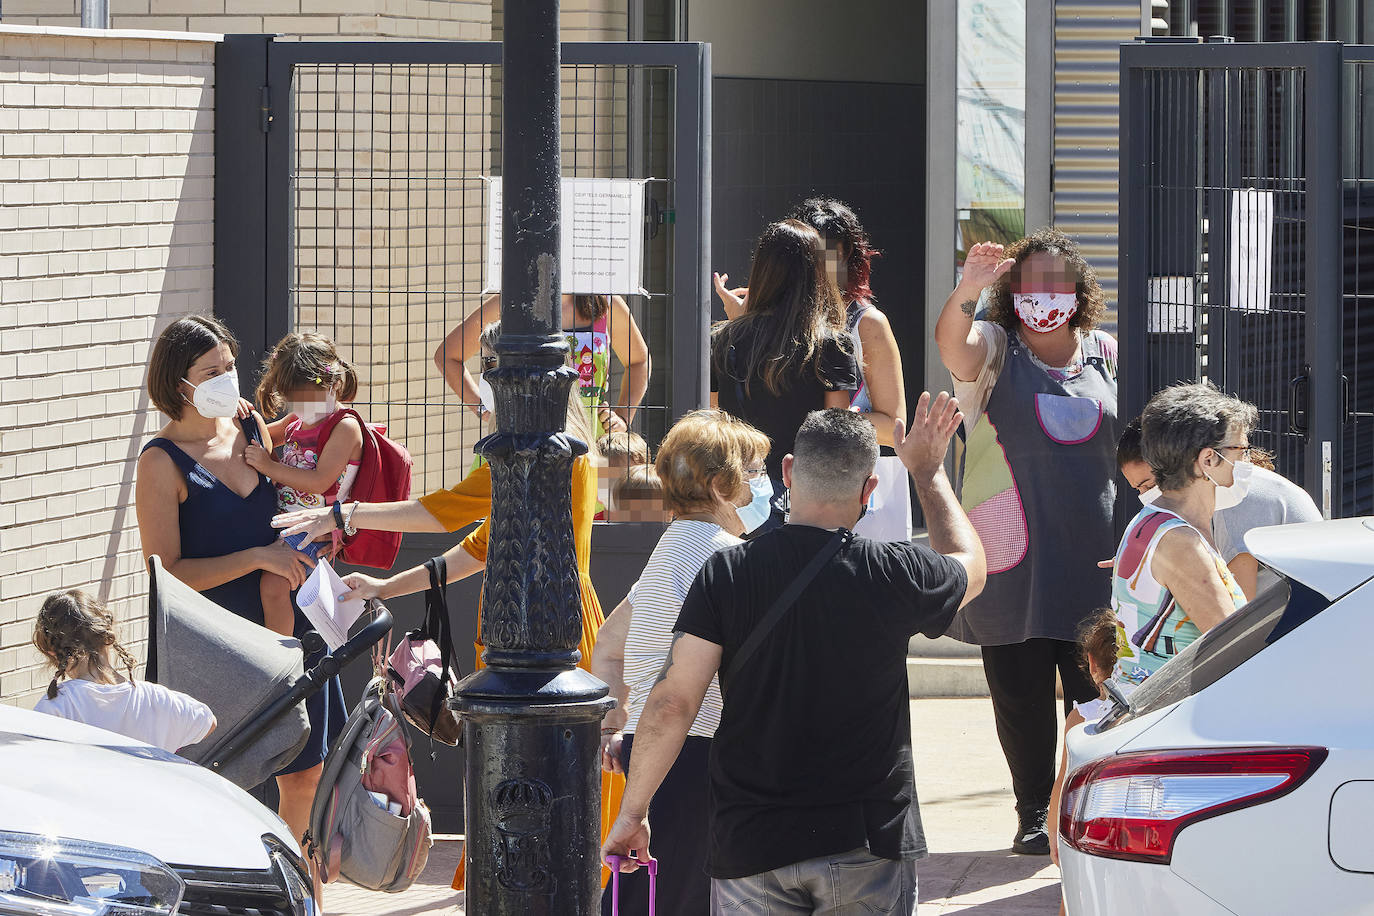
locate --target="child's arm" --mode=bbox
[434,293,502,413]
[263,413,295,449]
[1048,707,1086,866]
[245,415,364,496]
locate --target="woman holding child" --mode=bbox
[134,316,345,848]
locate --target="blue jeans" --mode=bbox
[710,848,917,915]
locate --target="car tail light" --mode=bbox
[1060,746,1326,864]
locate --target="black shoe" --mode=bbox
[1012,808,1051,855]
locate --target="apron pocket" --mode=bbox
[967,487,1029,574]
[1034,393,1103,445]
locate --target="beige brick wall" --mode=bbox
[1,0,492,41]
[0,27,216,708]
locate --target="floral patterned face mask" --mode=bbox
[1013,291,1077,333]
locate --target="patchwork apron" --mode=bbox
[949,329,1119,645]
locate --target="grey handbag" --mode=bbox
[305,676,432,892]
[147,555,310,788]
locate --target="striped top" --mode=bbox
[623,520,739,737]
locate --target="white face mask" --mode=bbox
[478,377,496,417]
[1204,453,1254,511]
[1013,291,1078,333]
[1138,485,1162,506]
[292,390,337,425]
[183,371,240,419]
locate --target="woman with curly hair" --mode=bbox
[933,227,1119,857]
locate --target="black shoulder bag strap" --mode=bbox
[724,529,850,685]
[423,556,456,729]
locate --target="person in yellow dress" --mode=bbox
[272,336,623,888]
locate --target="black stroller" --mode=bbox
[145,555,393,790]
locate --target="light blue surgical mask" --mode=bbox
[735,476,775,534]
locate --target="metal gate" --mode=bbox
[1120,39,1374,519]
[214,36,710,831]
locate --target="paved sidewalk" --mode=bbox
[323,697,1064,915]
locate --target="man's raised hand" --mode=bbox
[894,391,963,483]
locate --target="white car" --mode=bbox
[0,703,317,916]
[1059,518,1374,915]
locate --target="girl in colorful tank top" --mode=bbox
[437,292,651,443]
[1111,505,1249,684]
[243,333,366,637]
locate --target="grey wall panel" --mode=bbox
[1053,0,1143,327]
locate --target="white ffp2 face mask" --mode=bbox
[1206,454,1254,511]
[1013,291,1078,333]
[183,371,241,419]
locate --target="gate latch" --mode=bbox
[260,85,273,134]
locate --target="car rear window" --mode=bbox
[1106,574,1331,727]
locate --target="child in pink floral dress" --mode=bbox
[246,333,365,636]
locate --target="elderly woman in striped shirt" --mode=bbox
[591,409,771,916]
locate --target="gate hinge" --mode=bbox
[260,85,273,133]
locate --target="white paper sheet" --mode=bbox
[484,176,647,294]
[295,560,366,651]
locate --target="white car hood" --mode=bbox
[0,705,293,870]
[1245,517,1374,600]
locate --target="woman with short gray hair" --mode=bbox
[1110,383,1252,685]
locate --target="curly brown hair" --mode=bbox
[983,226,1106,334]
[33,590,139,700]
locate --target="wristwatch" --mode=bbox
[331,501,345,530]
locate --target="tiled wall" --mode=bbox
[0,0,492,40]
[0,27,216,707]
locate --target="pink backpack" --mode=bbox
[386,557,463,745]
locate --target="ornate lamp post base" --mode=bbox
[457,668,613,910]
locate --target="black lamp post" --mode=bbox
[452,1,614,912]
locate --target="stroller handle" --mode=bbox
[201,600,394,776]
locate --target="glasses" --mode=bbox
[480,355,498,370]
[1216,444,1252,462]
[743,466,768,480]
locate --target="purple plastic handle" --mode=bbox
[604,855,658,916]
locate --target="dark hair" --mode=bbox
[984,226,1106,334]
[573,295,609,322]
[1077,606,1120,682]
[1140,382,1259,491]
[147,316,239,420]
[255,332,360,417]
[33,590,138,699]
[788,197,879,304]
[711,219,849,397]
[1117,416,1144,469]
[791,408,879,499]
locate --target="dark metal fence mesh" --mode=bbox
[1342,59,1374,516]
[289,61,677,519]
[1135,65,1309,485]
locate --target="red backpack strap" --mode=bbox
[1116,511,1181,582]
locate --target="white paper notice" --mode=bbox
[485,177,647,294]
[1147,276,1196,334]
[1228,189,1274,313]
[295,560,366,651]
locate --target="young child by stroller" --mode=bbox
[246,333,366,636]
[1048,607,1123,911]
[33,590,216,753]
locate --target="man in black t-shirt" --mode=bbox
[602,397,986,914]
